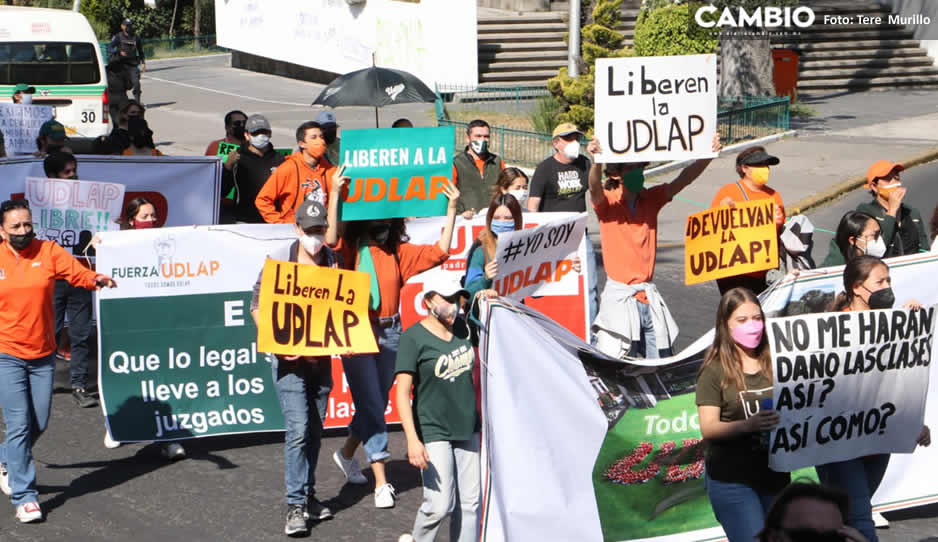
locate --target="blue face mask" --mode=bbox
[490,219,515,234]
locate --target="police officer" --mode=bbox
[107,18,146,113]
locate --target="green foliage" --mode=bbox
[80,0,215,40]
[592,0,622,28]
[530,95,565,135]
[581,24,623,51]
[633,2,719,57]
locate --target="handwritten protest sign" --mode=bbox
[215,142,291,159]
[493,213,586,300]
[25,176,125,251]
[256,259,378,357]
[0,103,54,154]
[684,200,778,285]
[766,307,934,471]
[339,126,453,220]
[594,55,717,163]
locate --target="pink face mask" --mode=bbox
[731,319,764,349]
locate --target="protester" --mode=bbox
[391,119,413,128]
[493,167,529,209]
[0,130,6,158]
[107,18,146,104]
[695,287,788,542]
[11,84,36,105]
[587,135,721,358]
[710,146,785,295]
[101,100,145,154]
[759,482,869,542]
[121,117,162,156]
[325,176,461,508]
[821,211,883,267]
[858,160,929,257]
[205,110,248,156]
[249,200,338,536]
[222,114,284,223]
[35,120,69,156]
[463,194,524,307]
[0,198,116,523]
[316,111,341,167]
[256,121,336,223]
[395,277,480,542]
[822,254,931,541]
[452,120,505,216]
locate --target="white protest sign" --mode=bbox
[767,307,934,472]
[594,54,717,163]
[493,213,586,299]
[26,177,125,247]
[0,103,54,154]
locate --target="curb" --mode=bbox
[146,53,230,64]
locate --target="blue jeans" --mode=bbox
[272,355,329,506]
[706,474,776,542]
[585,235,599,324]
[628,302,659,359]
[343,315,401,463]
[53,279,93,389]
[0,353,56,506]
[816,454,890,542]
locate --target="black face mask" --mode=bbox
[7,230,35,251]
[865,286,896,310]
[369,224,391,245]
[232,122,246,140]
[324,131,337,145]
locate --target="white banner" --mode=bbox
[26,176,125,246]
[594,55,718,163]
[0,103,54,154]
[767,307,934,472]
[492,213,586,299]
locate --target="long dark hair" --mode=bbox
[834,211,875,263]
[494,167,528,197]
[342,218,409,254]
[121,196,155,230]
[477,194,524,261]
[758,481,848,542]
[830,255,887,311]
[700,287,772,392]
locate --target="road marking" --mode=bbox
[142,74,312,107]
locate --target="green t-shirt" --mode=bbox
[395,319,480,443]
[695,361,790,493]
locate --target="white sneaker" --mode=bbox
[0,464,10,496]
[15,501,42,523]
[104,431,122,449]
[332,449,368,485]
[161,442,186,461]
[374,483,396,509]
[398,535,416,542]
[872,511,890,528]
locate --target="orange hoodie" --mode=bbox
[0,239,99,360]
[255,153,335,224]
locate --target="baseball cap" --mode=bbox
[866,160,904,188]
[295,200,328,229]
[13,83,36,94]
[39,120,67,142]
[245,114,271,134]
[418,274,469,303]
[315,111,338,127]
[552,122,583,139]
[122,18,133,26]
[739,149,780,166]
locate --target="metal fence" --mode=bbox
[718,95,790,143]
[99,34,227,61]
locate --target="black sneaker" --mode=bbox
[72,388,98,408]
[284,504,308,536]
[305,498,333,521]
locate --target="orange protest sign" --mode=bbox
[257,259,378,357]
[684,199,778,285]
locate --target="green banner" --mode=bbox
[339,126,454,220]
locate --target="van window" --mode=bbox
[0,42,100,85]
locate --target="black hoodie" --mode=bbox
[226,142,286,223]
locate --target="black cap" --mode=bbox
[296,200,328,229]
[739,149,780,166]
[122,18,133,26]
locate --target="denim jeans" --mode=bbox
[816,454,890,542]
[53,279,93,389]
[585,235,599,324]
[0,353,56,506]
[272,355,328,506]
[705,474,777,542]
[343,315,402,463]
[413,435,481,542]
[627,301,658,359]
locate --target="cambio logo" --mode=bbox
[695,6,815,28]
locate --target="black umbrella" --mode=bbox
[311,64,438,127]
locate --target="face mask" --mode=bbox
[490,219,515,235]
[731,319,764,349]
[563,140,580,160]
[251,133,270,148]
[470,139,489,156]
[860,236,886,258]
[231,123,245,140]
[878,182,901,196]
[324,131,337,145]
[622,168,645,194]
[508,189,528,207]
[306,138,327,159]
[133,219,155,230]
[749,166,770,186]
[67,174,78,180]
[21,94,33,105]
[6,230,35,251]
[369,224,390,245]
[864,286,895,310]
[299,233,324,255]
[431,300,458,325]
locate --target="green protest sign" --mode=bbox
[216,141,239,157]
[276,148,293,158]
[339,126,454,220]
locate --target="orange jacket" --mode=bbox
[255,153,335,224]
[0,239,98,360]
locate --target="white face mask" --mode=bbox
[862,236,887,258]
[508,188,528,207]
[21,93,33,105]
[299,233,324,256]
[251,133,270,148]
[563,140,580,160]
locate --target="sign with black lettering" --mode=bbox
[766,307,935,471]
[594,55,718,163]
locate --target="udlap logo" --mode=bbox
[385,83,405,101]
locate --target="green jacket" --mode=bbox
[855,200,929,258]
[453,148,502,214]
[820,238,845,268]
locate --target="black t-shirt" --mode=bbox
[529,154,590,212]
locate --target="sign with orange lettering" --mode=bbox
[684,199,778,285]
[339,127,454,220]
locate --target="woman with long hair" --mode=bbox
[696,287,789,541]
[821,211,884,268]
[492,167,529,209]
[463,193,524,303]
[120,197,158,230]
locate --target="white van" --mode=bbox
[0,7,109,139]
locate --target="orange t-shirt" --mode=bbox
[122,148,163,156]
[711,181,785,280]
[256,153,335,224]
[594,183,672,287]
[205,137,240,156]
[452,156,506,186]
[333,239,449,318]
[0,240,98,359]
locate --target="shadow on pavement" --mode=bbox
[324,459,423,516]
